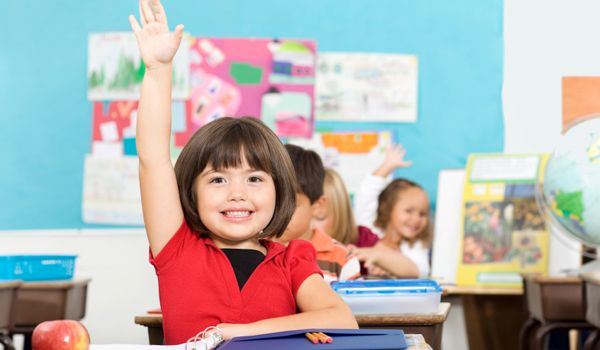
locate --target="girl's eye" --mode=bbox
[248,176,263,183]
[209,177,226,184]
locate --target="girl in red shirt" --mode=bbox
[129,0,357,345]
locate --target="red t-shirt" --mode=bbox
[149,221,321,345]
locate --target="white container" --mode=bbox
[331,279,442,315]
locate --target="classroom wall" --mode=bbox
[1,0,598,347]
[0,0,504,230]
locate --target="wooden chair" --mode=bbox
[0,281,21,350]
[581,272,600,350]
[519,274,593,350]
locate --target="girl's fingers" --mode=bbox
[173,24,184,44]
[129,15,142,35]
[141,0,156,24]
[138,0,147,25]
[151,0,168,24]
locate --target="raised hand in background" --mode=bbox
[373,143,413,178]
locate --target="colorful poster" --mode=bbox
[189,38,316,137]
[315,53,418,122]
[91,100,186,158]
[286,130,392,197]
[83,101,186,225]
[456,154,549,288]
[562,76,600,130]
[87,32,190,100]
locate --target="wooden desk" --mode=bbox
[11,278,90,350]
[444,285,527,350]
[0,281,21,350]
[356,303,450,350]
[580,272,600,350]
[135,303,450,349]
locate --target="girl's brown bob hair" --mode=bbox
[374,178,432,246]
[174,117,297,238]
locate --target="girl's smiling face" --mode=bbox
[195,157,276,249]
[386,187,429,241]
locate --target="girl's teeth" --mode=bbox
[225,211,250,217]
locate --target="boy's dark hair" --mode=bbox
[174,117,297,238]
[284,144,325,204]
[375,178,432,245]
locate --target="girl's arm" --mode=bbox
[130,0,185,256]
[353,243,419,278]
[353,174,386,232]
[217,274,358,339]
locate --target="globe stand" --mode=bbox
[578,259,600,274]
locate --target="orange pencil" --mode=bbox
[305,332,319,344]
[315,332,327,343]
[310,332,325,343]
[317,332,333,343]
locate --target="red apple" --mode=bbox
[32,320,90,350]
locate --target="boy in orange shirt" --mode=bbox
[276,144,360,283]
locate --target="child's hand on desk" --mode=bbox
[216,323,243,340]
[129,0,184,69]
[352,247,382,272]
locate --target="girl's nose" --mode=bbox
[227,183,247,201]
[228,191,247,201]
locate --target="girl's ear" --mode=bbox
[311,195,328,220]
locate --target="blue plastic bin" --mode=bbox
[0,255,77,281]
[331,279,442,314]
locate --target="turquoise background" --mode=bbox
[0,0,504,229]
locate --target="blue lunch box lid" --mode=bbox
[331,279,442,295]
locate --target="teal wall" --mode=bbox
[0,0,504,229]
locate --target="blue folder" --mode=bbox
[217,328,407,350]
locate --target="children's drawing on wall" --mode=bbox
[82,155,142,225]
[188,37,316,137]
[83,100,187,225]
[87,32,190,100]
[90,100,186,157]
[456,154,549,288]
[315,52,418,122]
[286,130,392,197]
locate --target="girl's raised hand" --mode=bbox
[373,143,412,178]
[129,0,184,70]
[383,143,412,169]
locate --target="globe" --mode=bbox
[536,115,600,254]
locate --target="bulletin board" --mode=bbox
[0,0,504,229]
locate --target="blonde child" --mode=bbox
[314,168,379,248]
[354,144,432,277]
[129,0,356,344]
[316,168,420,277]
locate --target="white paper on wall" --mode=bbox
[82,154,143,225]
[315,52,418,122]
